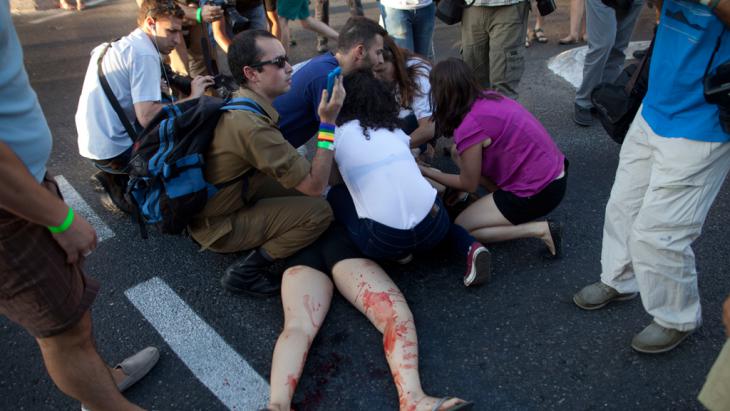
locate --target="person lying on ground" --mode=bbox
[188,29,345,298]
[419,58,567,258]
[327,70,491,287]
[262,225,474,411]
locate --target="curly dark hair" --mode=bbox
[336,70,402,138]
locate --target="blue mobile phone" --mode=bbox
[326,67,342,101]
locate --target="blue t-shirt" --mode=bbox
[274,53,338,148]
[0,0,53,182]
[642,0,730,142]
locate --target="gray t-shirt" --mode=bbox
[0,0,53,182]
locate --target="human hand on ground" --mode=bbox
[189,75,216,98]
[52,211,97,264]
[317,75,345,124]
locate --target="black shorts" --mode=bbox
[282,224,363,274]
[493,159,568,226]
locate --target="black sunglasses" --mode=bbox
[250,55,289,69]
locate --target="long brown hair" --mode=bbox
[382,35,431,110]
[430,58,501,137]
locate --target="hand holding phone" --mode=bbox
[326,67,342,101]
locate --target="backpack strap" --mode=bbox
[221,97,272,120]
[97,41,139,142]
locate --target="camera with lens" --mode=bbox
[161,64,238,99]
[704,60,730,134]
[207,0,250,34]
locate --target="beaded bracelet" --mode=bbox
[48,207,74,234]
[196,7,203,24]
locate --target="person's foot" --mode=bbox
[463,242,491,287]
[558,35,580,45]
[573,103,593,127]
[59,0,74,10]
[76,0,85,10]
[221,250,280,297]
[534,27,548,43]
[542,219,562,258]
[573,281,638,310]
[412,396,474,411]
[91,171,134,214]
[631,321,694,354]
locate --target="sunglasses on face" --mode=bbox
[250,55,289,69]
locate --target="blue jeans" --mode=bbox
[378,2,436,59]
[327,185,474,261]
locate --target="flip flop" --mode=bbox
[535,28,548,43]
[558,36,580,45]
[432,397,475,411]
[546,218,563,259]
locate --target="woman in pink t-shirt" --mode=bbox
[420,58,567,258]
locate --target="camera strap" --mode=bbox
[97,41,139,142]
[704,28,726,79]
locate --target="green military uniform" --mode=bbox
[188,88,332,258]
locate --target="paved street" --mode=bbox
[3,1,729,409]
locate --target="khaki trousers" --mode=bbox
[600,110,730,331]
[699,339,730,411]
[195,176,333,259]
[460,1,529,99]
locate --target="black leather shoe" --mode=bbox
[573,103,593,127]
[221,250,280,297]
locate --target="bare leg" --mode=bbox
[560,0,585,43]
[279,17,291,54]
[332,259,466,411]
[267,11,282,39]
[299,17,339,43]
[455,194,556,255]
[35,311,142,411]
[268,266,333,411]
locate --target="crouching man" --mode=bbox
[188,29,345,297]
[75,0,213,213]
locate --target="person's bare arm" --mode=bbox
[211,19,233,53]
[418,143,483,192]
[295,77,346,196]
[0,142,96,263]
[134,76,215,128]
[409,117,435,148]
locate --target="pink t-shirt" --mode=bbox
[454,94,565,198]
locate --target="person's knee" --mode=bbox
[283,315,321,340]
[37,311,95,352]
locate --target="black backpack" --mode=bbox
[591,38,654,144]
[126,95,269,238]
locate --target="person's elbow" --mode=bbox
[295,176,327,197]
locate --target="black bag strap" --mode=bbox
[625,36,655,95]
[97,42,139,142]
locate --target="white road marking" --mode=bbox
[28,0,107,24]
[125,277,270,410]
[55,175,115,242]
[547,40,652,88]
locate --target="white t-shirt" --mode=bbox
[398,58,432,121]
[75,28,162,160]
[380,0,432,10]
[334,120,436,230]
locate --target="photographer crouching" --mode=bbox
[75,0,215,213]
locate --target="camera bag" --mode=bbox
[436,0,476,25]
[590,37,654,144]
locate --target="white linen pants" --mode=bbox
[600,111,730,331]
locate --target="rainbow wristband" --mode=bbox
[196,7,203,24]
[48,207,74,234]
[317,140,335,151]
[319,122,335,133]
[318,130,335,142]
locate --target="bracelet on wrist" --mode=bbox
[317,130,335,142]
[317,140,335,151]
[48,207,74,234]
[319,122,336,133]
[196,7,203,24]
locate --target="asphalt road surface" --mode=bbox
[4,1,729,410]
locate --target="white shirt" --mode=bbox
[334,120,437,230]
[398,58,432,121]
[380,0,432,10]
[75,28,162,160]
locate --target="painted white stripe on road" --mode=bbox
[28,0,107,24]
[55,175,115,242]
[547,40,651,88]
[125,277,270,410]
